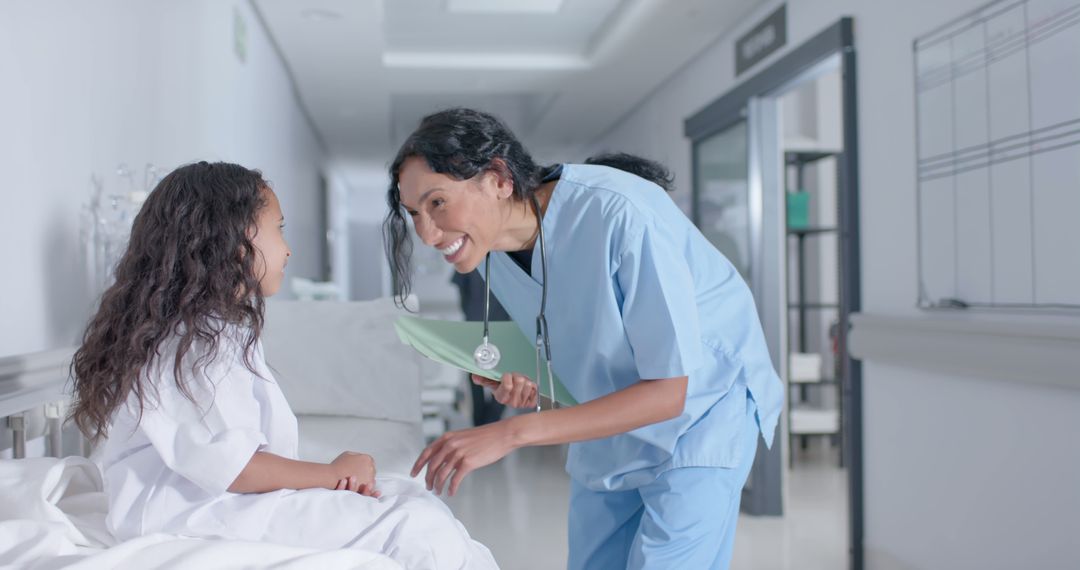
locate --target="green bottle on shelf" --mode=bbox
[787,190,810,229]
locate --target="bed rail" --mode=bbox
[0,347,77,458]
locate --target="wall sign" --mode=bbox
[736,5,787,76]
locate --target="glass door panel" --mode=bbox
[694,120,752,285]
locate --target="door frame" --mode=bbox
[684,17,864,570]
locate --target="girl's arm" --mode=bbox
[228,450,377,495]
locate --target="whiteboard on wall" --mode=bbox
[915,0,1080,309]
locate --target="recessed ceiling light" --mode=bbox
[301,8,343,22]
[447,0,565,14]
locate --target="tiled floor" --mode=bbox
[733,440,849,570]
[442,444,571,570]
[443,438,848,570]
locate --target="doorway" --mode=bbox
[685,18,863,570]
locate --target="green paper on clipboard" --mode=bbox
[394,316,578,406]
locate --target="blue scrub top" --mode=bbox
[482,164,783,491]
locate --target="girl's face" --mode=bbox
[251,188,291,296]
[397,156,513,273]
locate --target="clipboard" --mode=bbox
[394,316,578,406]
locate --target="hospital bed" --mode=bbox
[0,297,434,569]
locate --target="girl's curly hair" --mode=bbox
[70,161,270,443]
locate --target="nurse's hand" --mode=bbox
[412,421,517,496]
[472,372,538,408]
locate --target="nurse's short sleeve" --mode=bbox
[138,355,267,495]
[616,222,703,379]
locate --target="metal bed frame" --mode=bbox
[0,347,81,459]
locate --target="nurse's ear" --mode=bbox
[486,158,515,200]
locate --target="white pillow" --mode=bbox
[262,299,422,422]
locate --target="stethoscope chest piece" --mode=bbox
[473,338,501,370]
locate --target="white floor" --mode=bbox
[733,439,848,570]
[442,438,848,570]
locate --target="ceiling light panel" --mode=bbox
[386,0,623,54]
[300,8,343,21]
[446,0,565,14]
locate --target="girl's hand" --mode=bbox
[471,372,538,408]
[411,420,518,496]
[334,475,382,498]
[331,451,380,497]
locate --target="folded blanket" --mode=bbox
[0,456,111,553]
[0,457,402,570]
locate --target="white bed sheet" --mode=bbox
[0,457,402,570]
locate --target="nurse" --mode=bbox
[386,108,783,570]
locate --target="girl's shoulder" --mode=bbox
[146,320,261,388]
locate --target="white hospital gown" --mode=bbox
[101,326,497,569]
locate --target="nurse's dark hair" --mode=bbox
[384,107,675,306]
[70,161,270,443]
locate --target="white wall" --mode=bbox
[325,169,353,300]
[0,0,326,358]
[333,160,392,302]
[591,1,1080,568]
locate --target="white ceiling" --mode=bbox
[252,0,764,162]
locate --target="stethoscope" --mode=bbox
[473,192,555,412]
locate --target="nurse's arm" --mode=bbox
[506,376,687,447]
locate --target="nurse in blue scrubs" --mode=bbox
[387,108,783,570]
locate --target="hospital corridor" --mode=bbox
[1,1,1077,569]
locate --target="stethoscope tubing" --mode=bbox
[476,191,556,411]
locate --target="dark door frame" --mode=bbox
[684,17,864,570]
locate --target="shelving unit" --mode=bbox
[785,148,844,468]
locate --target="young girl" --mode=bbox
[70,161,498,569]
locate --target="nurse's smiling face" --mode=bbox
[397,156,516,273]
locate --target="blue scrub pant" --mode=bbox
[566,402,760,570]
